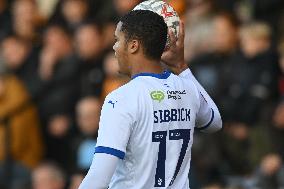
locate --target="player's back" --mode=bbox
[107,71,200,189]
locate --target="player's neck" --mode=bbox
[130,57,164,77]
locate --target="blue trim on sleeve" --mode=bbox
[196,109,214,131]
[95,146,125,159]
[132,70,171,80]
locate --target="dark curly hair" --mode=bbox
[120,10,168,60]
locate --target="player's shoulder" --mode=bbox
[105,80,141,102]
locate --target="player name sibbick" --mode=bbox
[154,108,191,123]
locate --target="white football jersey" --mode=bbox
[95,70,214,189]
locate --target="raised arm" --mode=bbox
[161,21,222,132]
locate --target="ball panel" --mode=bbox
[133,0,180,49]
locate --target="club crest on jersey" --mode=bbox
[108,100,117,108]
[150,91,165,103]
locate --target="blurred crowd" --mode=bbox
[0,0,284,189]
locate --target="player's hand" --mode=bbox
[161,21,187,75]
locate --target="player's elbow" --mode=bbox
[199,112,223,133]
[212,115,223,132]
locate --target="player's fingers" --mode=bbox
[177,21,185,46]
[168,28,177,47]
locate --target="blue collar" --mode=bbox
[131,70,171,80]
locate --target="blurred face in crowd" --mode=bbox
[62,0,87,24]
[75,25,102,60]
[227,123,249,140]
[1,37,29,69]
[239,24,271,58]
[32,164,66,189]
[12,0,37,39]
[103,52,119,77]
[48,115,71,138]
[76,97,101,136]
[260,154,282,176]
[113,0,141,15]
[213,15,238,54]
[240,35,269,58]
[44,26,72,57]
[12,0,36,24]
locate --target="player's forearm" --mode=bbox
[79,153,119,189]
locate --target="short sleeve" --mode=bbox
[95,91,136,159]
[195,92,213,129]
[179,68,222,133]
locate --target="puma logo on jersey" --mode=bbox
[108,100,117,108]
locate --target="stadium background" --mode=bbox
[0,0,284,188]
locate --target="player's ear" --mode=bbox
[128,39,139,54]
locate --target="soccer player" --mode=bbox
[79,10,222,189]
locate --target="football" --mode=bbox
[133,0,180,49]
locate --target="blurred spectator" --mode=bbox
[190,132,223,188]
[219,123,252,184]
[75,23,105,97]
[36,25,79,172]
[189,12,239,103]
[239,22,271,58]
[186,0,215,21]
[48,0,92,34]
[71,96,100,171]
[217,23,279,183]
[11,0,42,43]
[32,162,66,189]
[44,114,74,175]
[101,51,128,100]
[184,17,215,61]
[0,74,43,169]
[214,0,284,39]
[61,0,88,32]
[184,0,216,61]
[0,73,43,188]
[252,154,284,189]
[101,21,116,51]
[37,25,79,122]
[112,0,141,16]
[251,0,284,39]
[1,35,41,97]
[1,36,30,71]
[212,12,239,54]
[188,12,240,188]
[221,22,278,124]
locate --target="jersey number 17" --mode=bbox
[152,129,191,187]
